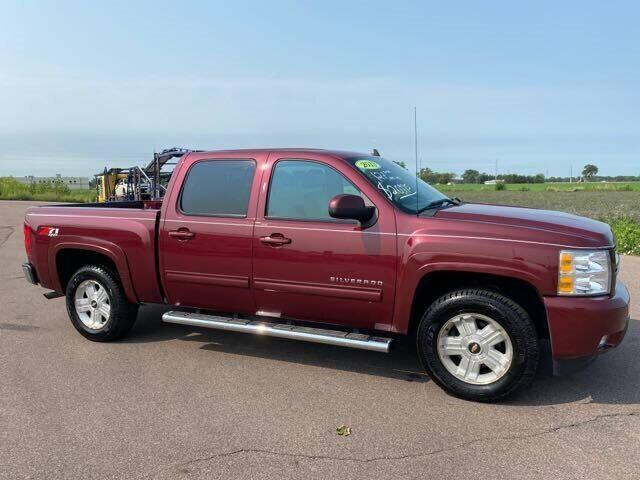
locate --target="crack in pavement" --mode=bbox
[0,322,40,331]
[0,226,15,247]
[139,411,639,477]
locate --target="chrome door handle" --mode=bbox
[260,234,291,246]
[168,228,195,240]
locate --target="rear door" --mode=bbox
[159,152,264,313]
[252,152,397,330]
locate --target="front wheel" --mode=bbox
[417,289,539,402]
[65,265,138,341]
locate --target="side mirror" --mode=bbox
[328,194,376,225]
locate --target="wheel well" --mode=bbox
[56,249,119,292]
[409,271,549,340]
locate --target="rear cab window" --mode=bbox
[179,160,256,217]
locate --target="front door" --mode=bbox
[159,152,264,314]
[252,154,397,330]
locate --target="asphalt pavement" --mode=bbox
[1,200,639,479]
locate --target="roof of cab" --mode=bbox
[188,148,371,159]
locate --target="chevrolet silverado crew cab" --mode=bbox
[22,149,630,402]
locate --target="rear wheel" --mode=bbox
[417,289,539,402]
[65,265,138,341]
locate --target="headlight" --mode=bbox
[558,249,611,296]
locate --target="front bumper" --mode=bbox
[22,262,38,285]
[545,280,630,373]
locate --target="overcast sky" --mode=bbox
[1,0,638,177]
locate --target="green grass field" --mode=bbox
[438,183,640,255]
[0,177,96,203]
[439,181,640,193]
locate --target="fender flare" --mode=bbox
[393,259,547,334]
[414,261,543,287]
[50,238,138,303]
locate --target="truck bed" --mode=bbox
[24,203,164,304]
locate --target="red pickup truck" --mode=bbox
[22,149,630,402]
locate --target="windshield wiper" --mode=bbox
[416,197,460,215]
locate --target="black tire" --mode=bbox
[417,289,539,402]
[65,265,138,342]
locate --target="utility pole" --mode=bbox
[495,159,498,181]
[414,107,419,214]
[570,165,573,183]
[414,107,418,174]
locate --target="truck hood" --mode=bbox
[433,203,614,248]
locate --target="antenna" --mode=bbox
[414,106,418,215]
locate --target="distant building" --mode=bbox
[483,179,505,185]
[17,174,91,190]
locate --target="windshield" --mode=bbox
[346,156,448,214]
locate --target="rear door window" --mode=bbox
[180,160,256,217]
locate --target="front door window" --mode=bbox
[267,160,362,222]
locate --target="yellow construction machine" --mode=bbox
[94,148,193,202]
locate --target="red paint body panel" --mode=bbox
[545,281,630,358]
[157,151,265,314]
[23,148,630,364]
[251,151,397,330]
[24,207,161,303]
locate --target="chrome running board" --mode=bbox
[162,311,393,353]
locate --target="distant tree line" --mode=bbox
[413,164,640,185]
[419,168,547,185]
[459,169,546,184]
[418,168,457,185]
